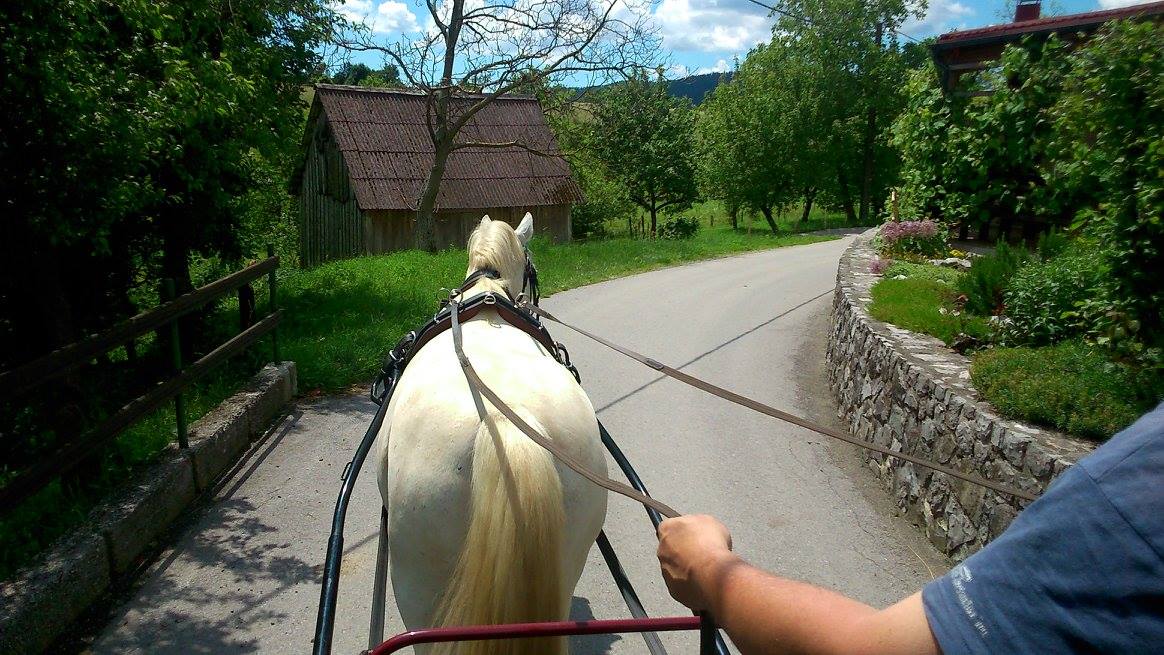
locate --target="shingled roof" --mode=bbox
[307,84,583,212]
[934,0,1164,48]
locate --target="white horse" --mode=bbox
[374,214,608,655]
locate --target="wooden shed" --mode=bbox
[293,84,583,266]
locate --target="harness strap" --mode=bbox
[449,297,682,519]
[405,293,559,369]
[527,305,1038,504]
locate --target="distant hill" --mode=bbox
[572,71,733,106]
[667,72,732,105]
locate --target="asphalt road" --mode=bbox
[85,234,948,655]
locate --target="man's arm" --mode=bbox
[657,515,940,655]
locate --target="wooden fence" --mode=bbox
[0,248,282,513]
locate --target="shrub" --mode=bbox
[659,215,700,239]
[869,277,990,345]
[972,340,1164,440]
[958,241,1031,315]
[1035,229,1070,261]
[883,261,963,285]
[877,220,949,258]
[1050,21,1164,365]
[1003,248,1107,346]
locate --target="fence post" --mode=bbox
[267,244,280,362]
[163,278,189,449]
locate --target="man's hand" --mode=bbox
[657,514,738,611]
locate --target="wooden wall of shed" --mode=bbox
[366,205,572,253]
[298,115,366,267]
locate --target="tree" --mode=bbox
[330,61,402,87]
[775,0,922,223]
[697,41,829,232]
[342,0,657,251]
[592,72,699,237]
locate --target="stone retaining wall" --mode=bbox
[0,361,296,655]
[826,231,1094,560]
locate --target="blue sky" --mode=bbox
[333,0,1154,81]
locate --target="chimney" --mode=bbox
[1014,0,1041,22]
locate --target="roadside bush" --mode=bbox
[659,215,701,239]
[883,261,963,285]
[972,340,1163,440]
[1003,247,1107,346]
[958,242,1030,315]
[877,220,949,259]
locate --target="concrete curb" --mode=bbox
[825,231,1094,560]
[0,361,297,655]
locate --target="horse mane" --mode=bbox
[465,218,525,297]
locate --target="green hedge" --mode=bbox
[972,341,1163,440]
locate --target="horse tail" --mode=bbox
[432,412,566,655]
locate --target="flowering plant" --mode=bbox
[869,257,891,275]
[877,220,949,259]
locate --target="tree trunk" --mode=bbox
[161,231,197,361]
[760,205,779,234]
[649,205,658,238]
[729,204,738,230]
[859,23,884,226]
[837,167,857,224]
[415,142,451,253]
[800,188,816,223]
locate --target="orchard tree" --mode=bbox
[776,0,922,223]
[342,0,658,251]
[697,41,828,232]
[592,72,699,237]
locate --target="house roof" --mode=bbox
[934,0,1164,50]
[305,84,583,212]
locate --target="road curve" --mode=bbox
[86,234,947,655]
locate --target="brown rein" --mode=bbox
[527,304,1038,504]
[447,292,1037,525]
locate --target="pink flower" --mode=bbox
[869,257,891,275]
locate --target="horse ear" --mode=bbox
[516,213,534,246]
[479,215,492,227]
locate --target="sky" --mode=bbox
[333,0,1158,81]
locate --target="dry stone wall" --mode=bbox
[826,231,1095,561]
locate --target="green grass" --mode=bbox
[281,224,835,392]
[869,276,990,345]
[972,341,1164,440]
[883,261,964,286]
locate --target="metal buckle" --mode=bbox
[483,292,496,305]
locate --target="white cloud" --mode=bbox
[1097,0,1156,8]
[902,0,975,36]
[695,58,732,74]
[667,63,691,78]
[653,0,772,53]
[334,0,420,34]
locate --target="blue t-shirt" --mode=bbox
[922,402,1164,653]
